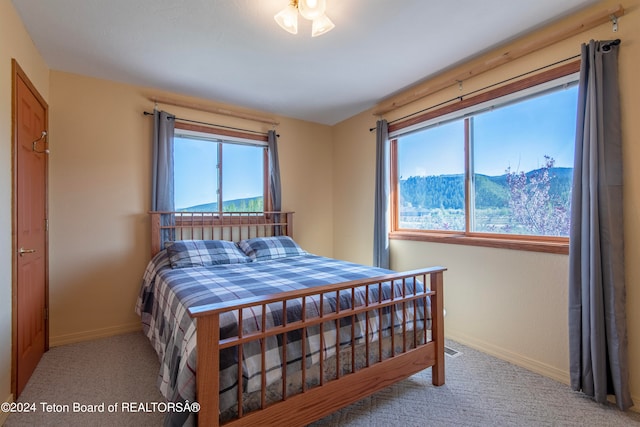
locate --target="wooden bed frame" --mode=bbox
[150,211,446,426]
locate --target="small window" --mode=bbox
[174,126,267,213]
[391,63,579,252]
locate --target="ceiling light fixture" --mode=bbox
[274,0,335,37]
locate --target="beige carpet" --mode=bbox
[4,332,640,426]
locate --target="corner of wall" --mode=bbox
[49,322,141,347]
[0,393,14,425]
[447,329,570,385]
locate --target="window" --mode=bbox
[390,63,580,253]
[173,124,268,213]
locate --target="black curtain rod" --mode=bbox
[368,51,590,132]
[602,38,621,51]
[143,111,279,137]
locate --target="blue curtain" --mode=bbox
[568,39,632,410]
[373,119,389,268]
[267,130,281,212]
[152,109,175,246]
[267,130,283,235]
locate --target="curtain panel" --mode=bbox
[152,109,176,246]
[267,130,283,235]
[568,40,632,410]
[373,119,389,269]
[267,130,281,212]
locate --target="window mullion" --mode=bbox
[465,117,475,234]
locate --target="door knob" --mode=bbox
[18,247,36,256]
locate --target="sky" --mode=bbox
[398,84,579,178]
[174,137,263,209]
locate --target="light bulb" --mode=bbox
[311,14,334,37]
[274,4,298,34]
[298,0,326,21]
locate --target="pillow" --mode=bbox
[238,236,307,261]
[166,240,251,268]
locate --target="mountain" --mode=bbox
[400,167,572,210]
[178,196,263,212]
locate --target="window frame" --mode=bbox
[173,122,271,214]
[389,60,581,255]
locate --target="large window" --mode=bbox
[391,64,579,252]
[174,125,267,212]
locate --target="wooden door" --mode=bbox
[13,61,48,397]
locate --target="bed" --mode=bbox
[136,211,446,426]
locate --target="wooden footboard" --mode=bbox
[189,267,445,426]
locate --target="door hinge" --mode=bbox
[44,307,49,320]
[45,219,49,232]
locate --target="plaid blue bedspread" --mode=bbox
[135,251,430,426]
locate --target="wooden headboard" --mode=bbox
[150,211,294,256]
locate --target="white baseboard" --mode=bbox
[50,322,142,347]
[1,394,14,426]
[446,330,570,385]
[447,330,640,411]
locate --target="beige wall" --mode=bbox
[333,0,640,405]
[0,0,50,409]
[332,112,377,265]
[47,72,334,346]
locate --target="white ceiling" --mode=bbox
[12,0,599,125]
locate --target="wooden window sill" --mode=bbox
[390,231,569,255]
